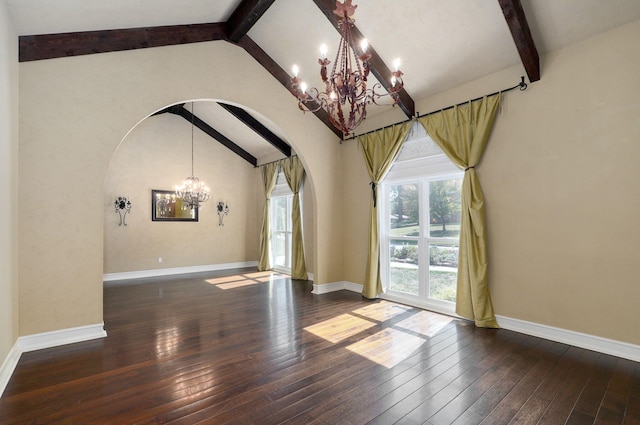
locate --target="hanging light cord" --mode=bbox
[191,101,195,177]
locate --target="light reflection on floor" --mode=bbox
[206,271,297,352]
[352,302,413,322]
[205,271,286,289]
[154,325,181,358]
[394,309,453,338]
[346,328,426,368]
[303,313,377,344]
[304,300,454,368]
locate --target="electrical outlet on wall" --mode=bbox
[158,257,163,263]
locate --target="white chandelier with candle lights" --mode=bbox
[175,102,210,209]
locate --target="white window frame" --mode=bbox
[379,127,463,316]
[270,171,293,274]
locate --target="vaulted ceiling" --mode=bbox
[7,0,640,164]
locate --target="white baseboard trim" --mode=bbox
[312,280,363,294]
[0,322,107,398]
[0,342,21,398]
[312,280,640,363]
[17,322,107,353]
[344,281,364,293]
[496,315,640,363]
[103,261,259,282]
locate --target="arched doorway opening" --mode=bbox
[102,99,315,283]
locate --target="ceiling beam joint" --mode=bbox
[226,0,277,43]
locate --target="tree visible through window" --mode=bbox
[429,180,461,234]
[385,178,461,303]
[380,123,462,311]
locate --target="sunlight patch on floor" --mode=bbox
[217,280,264,290]
[394,310,453,337]
[346,328,426,368]
[303,313,377,343]
[205,275,248,285]
[303,300,454,368]
[352,301,413,322]
[205,272,286,289]
[244,271,284,279]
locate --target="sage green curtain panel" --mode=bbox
[258,162,280,271]
[281,156,308,280]
[358,122,412,299]
[418,95,500,328]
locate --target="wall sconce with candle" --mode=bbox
[216,201,229,226]
[114,196,132,226]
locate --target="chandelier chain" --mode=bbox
[175,101,210,209]
[191,102,195,177]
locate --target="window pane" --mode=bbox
[389,239,419,295]
[287,197,293,232]
[428,243,458,302]
[274,197,287,231]
[389,183,420,237]
[273,232,286,267]
[429,179,462,238]
[285,233,292,268]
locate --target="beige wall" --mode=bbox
[19,41,342,336]
[340,139,371,285]
[0,1,18,362]
[342,20,640,345]
[302,178,315,274]
[104,110,260,273]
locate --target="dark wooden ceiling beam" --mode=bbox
[164,104,257,167]
[498,0,540,82]
[312,0,415,119]
[237,36,343,138]
[218,103,291,157]
[19,23,228,62]
[226,0,277,43]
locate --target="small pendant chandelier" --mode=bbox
[290,0,405,137]
[175,102,210,209]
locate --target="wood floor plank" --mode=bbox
[621,362,640,424]
[463,339,567,425]
[394,334,538,424]
[537,351,604,425]
[358,331,524,424]
[0,268,638,424]
[444,338,557,425]
[299,327,464,424]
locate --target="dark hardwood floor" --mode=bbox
[1,268,639,424]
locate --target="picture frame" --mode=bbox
[151,189,198,222]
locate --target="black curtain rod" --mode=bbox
[343,76,529,142]
[255,154,298,168]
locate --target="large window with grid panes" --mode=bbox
[379,124,463,314]
[270,171,293,273]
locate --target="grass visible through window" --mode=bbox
[389,267,456,302]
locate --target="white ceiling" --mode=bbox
[6,0,640,162]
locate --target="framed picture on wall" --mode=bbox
[151,189,198,222]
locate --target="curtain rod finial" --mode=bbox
[519,76,528,91]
